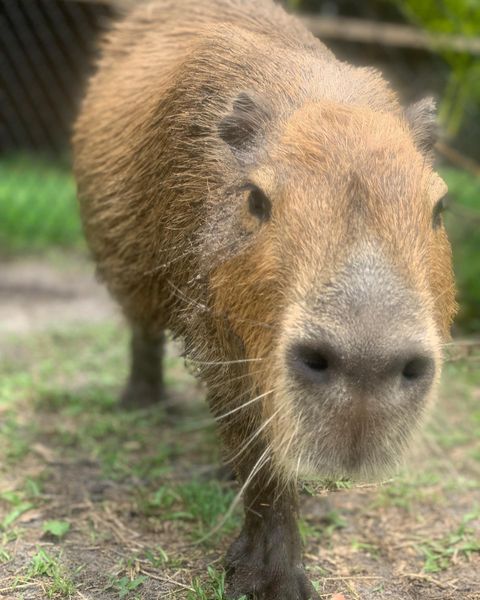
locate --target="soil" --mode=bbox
[0,254,115,336]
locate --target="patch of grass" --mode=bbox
[1,324,204,483]
[17,548,75,598]
[140,486,179,515]
[418,511,480,573]
[188,566,248,600]
[143,546,170,568]
[1,323,176,480]
[24,477,44,499]
[141,480,239,541]
[59,404,176,481]
[0,412,35,463]
[351,539,381,560]
[0,154,83,252]
[109,574,148,599]
[141,480,240,542]
[299,510,347,545]
[176,481,239,539]
[0,545,11,563]
[373,472,442,511]
[0,491,35,532]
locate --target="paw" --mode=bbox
[225,532,319,600]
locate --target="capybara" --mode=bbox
[73,0,456,597]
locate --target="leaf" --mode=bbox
[117,575,148,599]
[43,520,71,538]
[1,502,34,529]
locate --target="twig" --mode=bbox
[319,576,382,581]
[139,569,194,592]
[301,15,480,55]
[404,572,458,590]
[0,582,39,593]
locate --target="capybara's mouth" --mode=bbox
[279,406,418,480]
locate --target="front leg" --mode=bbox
[226,473,319,600]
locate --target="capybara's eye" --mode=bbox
[432,196,448,229]
[248,186,271,222]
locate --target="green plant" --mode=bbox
[111,575,148,599]
[0,491,34,531]
[442,167,480,333]
[188,566,248,600]
[144,546,169,568]
[418,510,480,572]
[176,481,239,539]
[393,0,480,138]
[43,521,71,540]
[0,546,11,563]
[20,548,75,598]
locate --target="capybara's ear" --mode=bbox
[218,91,271,157]
[405,96,438,154]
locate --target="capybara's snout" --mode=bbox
[276,247,440,480]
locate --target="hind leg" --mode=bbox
[120,326,166,409]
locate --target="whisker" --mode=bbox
[145,238,241,275]
[192,444,272,545]
[272,418,299,503]
[188,357,264,366]
[206,368,265,391]
[178,377,271,432]
[224,400,280,465]
[165,280,274,331]
[215,389,275,422]
[167,279,208,311]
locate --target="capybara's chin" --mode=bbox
[274,401,424,482]
[269,379,432,482]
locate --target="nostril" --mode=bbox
[401,356,432,382]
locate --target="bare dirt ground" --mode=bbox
[0,255,115,336]
[0,255,479,600]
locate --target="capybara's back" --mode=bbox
[73,1,456,598]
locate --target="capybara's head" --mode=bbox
[202,92,456,481]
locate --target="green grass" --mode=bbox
[109,574,148,599]
[441,167,480,333]
[418,509,480,573]
[0,495,35,531]
[0,154,82,252]
[16,548,76,598]
[299,510,347,546]
[43,521,71,540]
[188,566,248,600]
[0,322,239,595]
[138,480,239,541]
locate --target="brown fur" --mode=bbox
[73,1,456,597]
